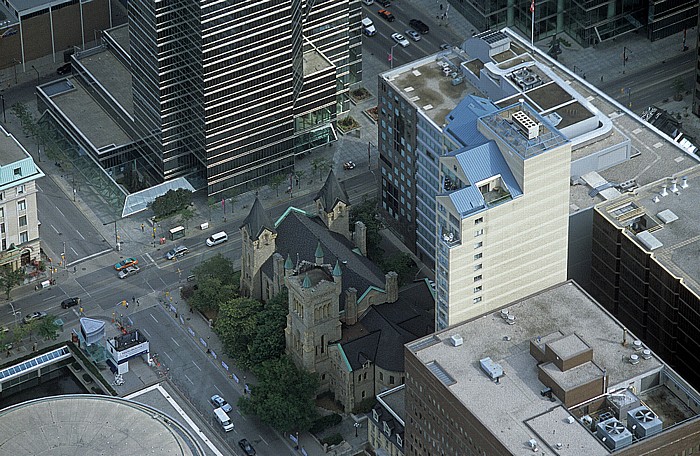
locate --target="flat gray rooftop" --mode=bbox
[0,127,29,164]
[598,165,700,295]
[408,281,678,455]
[80,47,134,116]
[378,385,405,424]
[383,53,473,126]
[0,394,202,455]
[50,78,132,148]
[303,48,333,75]
[106,23,130,54]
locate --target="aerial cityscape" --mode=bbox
[1,0,700,454]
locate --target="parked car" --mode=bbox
[114,257,138,271]
[165,245,189,260]
[391,33,410,48]
[23,311,47,324]
[61,297,81,309]
[118,265,140,279]
[238,439,256,456]
[210,394,233,413]
[377,0,391,6]
[56,63,71,75]
[378,9,395,21]
[343,161,356,170]
[440,43,451,50]
[409,19,429,34]
[405,29,421,41]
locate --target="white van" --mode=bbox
[214,407,234,432]
[362,0,374,4]
[206,231,228,247]
[361,17,376,36]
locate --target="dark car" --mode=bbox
[61,297,81,309]
[377,0,391,6]
[378,9,395,21]
[57,63,71,75]
[409,19,429,34]
[238,439,256,456]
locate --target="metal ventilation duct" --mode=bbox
[596,418,633,450]
[627,406,663,438]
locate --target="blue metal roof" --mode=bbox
[448,141,523,217]
[444,95,498,147]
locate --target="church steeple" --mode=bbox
[315,241,324,265]
[314,171,351,240]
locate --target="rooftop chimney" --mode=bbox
[681,176,689,188]
[660,185,668,197]
[652,196,660,204]
[670,179,679,193]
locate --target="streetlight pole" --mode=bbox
[8,302,19,327]
[0,92,5,123]
[389,44,398,69]
[31,65,40,86]
[354,422,360,437]
[103,220,120,251]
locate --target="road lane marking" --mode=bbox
[140,328,151,337]
[76,230,85,240]
[259,435,268,445]
[50,224,60,234]
[56,206,65,218]
[66,248,113,267]
[70,247,78,256]
[171,337,180,347]
[42,296,54,301]
[214,385,223,395]
[192,360,202,371]
[184,374,194,384]
[163,352,173,362]
[150,314,159,323]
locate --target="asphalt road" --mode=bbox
[601,50,695,114]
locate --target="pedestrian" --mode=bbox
[32,343,37,352]
[136,299,140,307]
[600,75,604,82]
[175,312,178,319]
[141,223,145,232]
[126,302,129,309]
[6,350,10,358]
[132,296,135,304]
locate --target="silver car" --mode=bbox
[391,33,409,48]
[405,29,421,41]
[118,265,140,279]
[165,245,189,260]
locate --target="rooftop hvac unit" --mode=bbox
[479,357,503,381]
[511,110,539,140]
[450,334,463,347]
[627,406,663,438]
[596,418,633,450]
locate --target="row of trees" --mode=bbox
[185,255,320,433]
[1,316,60,349]
[150,189,193,221]
[0,265,26,299]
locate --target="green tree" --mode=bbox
[294,170,306,189]
[189,255,239,313]
[150,189,193,219]
[13,323,28,346]
[0,265,25,299]
[37,316,60,340]
[380,252,414,286]
[248,288,288,366]
[350,198,384,261]
[215,297,263,366]
[269,174,287,197]
[179,207,195,230]
[238,356,319,433]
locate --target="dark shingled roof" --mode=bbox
[261,210,385,310]
[340,281,435,372]
[315,170,350,213]
[239,196,276,241]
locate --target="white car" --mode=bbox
[405,29,421,41]
[118,265,140,279]
[391,33,409,48]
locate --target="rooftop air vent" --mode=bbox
[596,418,633,450]
[681,176,689,188]
[511,110,539,140]
[479,357,504,381]
[509,68,542,90]
[450,334,463,347]
[627,406,662,438]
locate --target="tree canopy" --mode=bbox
[238,356,319,433]
[0,265,25,299]
[188,254,240,313]
[150,189,193,219]
[215,288,288,368]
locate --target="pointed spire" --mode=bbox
[240,196,276,240]
[284,253,294,270]
[333,260,342,277]
[315,170,350,213]
[315,241,324,259]
[302,274,311,289]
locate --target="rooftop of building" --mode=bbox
[407,281,700,455]
[0,126,31,164]
[339,281,434,372]
[303,48,334,76]
[0,394,202,455]
[383,28,699,214]
[107,23,130,55]
[79,45,134,116]
[377,384,406,424]
[595,165,700,296]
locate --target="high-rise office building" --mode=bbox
[129,0,357,195]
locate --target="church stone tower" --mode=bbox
[239,197,277,300]
[315,171,351,241]
[285,260,342,392]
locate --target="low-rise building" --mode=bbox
[0,125,44,269]
[368,385,405,456]
[404,280,700,455]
